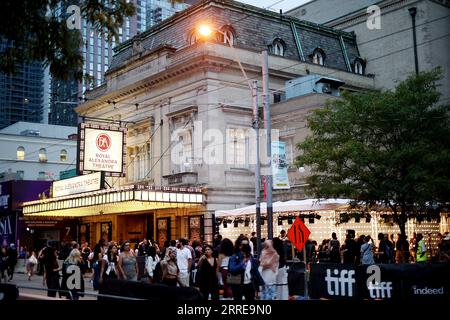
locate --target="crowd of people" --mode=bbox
[1,230,449,300]
[298,231,450,265]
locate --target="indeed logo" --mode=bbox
[325,269,356,297]
[412,286,445,295]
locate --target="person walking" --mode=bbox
[61,249,85,300]
[119,242,139,281]
[176,238,192,287]
[100,244,121,284]
[145,246,159,283]
[197,245,220,301]
[229,240,265,301]
[26,250,38,280]
[272,238,288,300]
[259,240,279,300]
[0,247,7,283]
[328,233,341,263]
[6,243,18,281]
[218,238,234,298]
[40,241,61,297]
[160,248,179,286]
[361,236,375,265]
[416,233,428,263]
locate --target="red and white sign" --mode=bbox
[78,124,127,177]
[96,133,111,151]
[287,217,311,252]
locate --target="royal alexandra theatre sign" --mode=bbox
[52,172,103,197]
[77,123,127,177]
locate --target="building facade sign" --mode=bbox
[52,172,102,197]
[78,123,127,177]
[272,141,291,190]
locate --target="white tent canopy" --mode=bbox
[215,199,352,217]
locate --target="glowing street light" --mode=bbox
[198,24,213,37]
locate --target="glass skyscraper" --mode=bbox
[0,40,44,129]
[49,0,148,126]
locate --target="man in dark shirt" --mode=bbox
[40,241,61,297]
[6,243,18,281]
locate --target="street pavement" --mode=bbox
[6,270,97,300]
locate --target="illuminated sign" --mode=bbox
[77,123,127,177]
[52,172,103,197]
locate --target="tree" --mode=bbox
[295,69,450,238]
[0,0,136,80]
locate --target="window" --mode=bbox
[189,32,197,45]
[227,128,248,167]
[354,59,364,75]
[38,171,46,180]
[219,28,235,46]
[39,148,47,162]
[17,146,25,160]
[17,170,24,180]
[312,49,325,65]
[60,149,67,162]
[272,39,285,56]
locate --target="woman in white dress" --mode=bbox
[259,240,279,300]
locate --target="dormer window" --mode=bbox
[272,39,285,56]
[312,48,325,65]
[219,26,236,46]
[353,58,365,75]
[189,32,197,45]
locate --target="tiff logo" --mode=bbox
[366,265,393,299]
[325,269,356,297]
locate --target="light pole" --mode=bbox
[262,50,273,240]
[198,25,262,254]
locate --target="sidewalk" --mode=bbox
[6,271,97,300]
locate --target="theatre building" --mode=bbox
[22,171,207,247]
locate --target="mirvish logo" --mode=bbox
[96,133,111,151]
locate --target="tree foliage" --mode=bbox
[295,69,450,236]
[0,0,135,80]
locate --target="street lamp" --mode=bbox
[197,24,263,255]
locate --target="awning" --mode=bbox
[22,185,204,217]
[214,199,351,217]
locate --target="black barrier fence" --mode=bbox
[99,279,204,301]
[309,263,450,300]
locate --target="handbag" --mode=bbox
[28,255,38,265]
[227,272,242,285]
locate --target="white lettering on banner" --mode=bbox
[52,172,102,197]
[412,286,445,295]
[366,265,393,299]
[0,216,12,236]
[325,269,356,297]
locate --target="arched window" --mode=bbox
[60,149,67,162]
[189,31,197,45]
[219,26,235,46]
[17,146,25,160]
[354,58,365,75]
[312,48,325,65]
[272,39,285,56]
[39,148,47,162]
